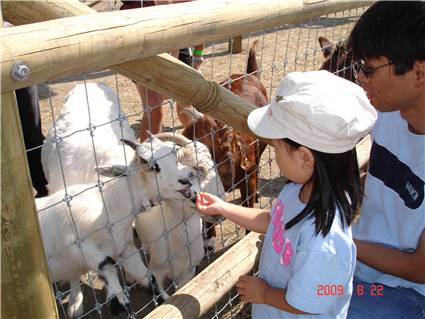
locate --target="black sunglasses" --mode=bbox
[353,59,393,79]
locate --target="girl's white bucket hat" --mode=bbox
[247,70,377,153]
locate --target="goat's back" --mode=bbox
[42,83,137,192]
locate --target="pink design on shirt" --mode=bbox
[280,239,293,266]
[271,199,293,266]
[271,200,284,253]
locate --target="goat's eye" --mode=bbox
[188,171,195,178]
[178,178,192,185]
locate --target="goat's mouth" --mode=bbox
[177,187,193,199]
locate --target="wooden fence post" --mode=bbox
[229,35,243,54]
[1,89,59,318]
[2,12,57,316]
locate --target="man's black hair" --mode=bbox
[349,1,425,75]
[283,139,362,237]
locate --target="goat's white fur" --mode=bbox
[42,83,136,192]
[40,83,203,317]
[136,135,225,291]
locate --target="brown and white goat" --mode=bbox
[318,36,354,82]
[181,41,268,208]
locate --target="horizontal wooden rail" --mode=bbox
[0,0,262,142]
[1,0,372,93]
[145,231,262,319]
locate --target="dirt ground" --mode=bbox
[33,3,365,318]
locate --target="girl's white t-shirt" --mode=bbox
[253,182,356,318]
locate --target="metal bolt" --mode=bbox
[11,61,30,81]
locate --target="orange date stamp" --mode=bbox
[317,284,384,296]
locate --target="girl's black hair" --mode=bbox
[283,138,362,237]
[349,1,425,75]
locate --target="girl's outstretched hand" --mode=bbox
[235,275,268,304]
[195,192,225,216]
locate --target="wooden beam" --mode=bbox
[1,0,372,92]
[1,0,96,25]
[115,54,267,140]
[1,90,59,318]
[229,35,243,54]
[145,231,262,319]
[0,0,273,142]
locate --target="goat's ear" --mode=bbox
[318,36,333,58]
[96,165,128,177]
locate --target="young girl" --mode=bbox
[196,70,377,318]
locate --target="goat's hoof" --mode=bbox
[205,237,216,256]
[156,291,169,304]
[109,297,131,316]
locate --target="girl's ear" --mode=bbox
[297,146,315,170]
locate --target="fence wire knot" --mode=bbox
[94,302,103,314]
[87,123,96,137]
[55,290,65,302]
[96,180,105,190]
[73,238,83,248]
[52,135,63,145]
[63,194,73,205]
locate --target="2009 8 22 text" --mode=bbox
[317,284,384,296]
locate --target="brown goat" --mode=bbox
[181,41,268,208]
[319,36,354,82]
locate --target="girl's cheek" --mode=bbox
[276,160,286,175]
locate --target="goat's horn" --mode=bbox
[121,139,138,150]
[178,107,204,121]
[155,132,193,147]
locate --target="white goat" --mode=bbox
[37,137,202,318]
[136,133,225,292]
[40,83,204,317]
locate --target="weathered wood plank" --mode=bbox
[1,0,372,92]
[145,231,262,319]
[1,90,59,318]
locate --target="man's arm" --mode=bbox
[355,229,425,283]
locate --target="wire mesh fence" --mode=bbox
[17,2,368,318]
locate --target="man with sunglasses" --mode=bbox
[347,2,425,318]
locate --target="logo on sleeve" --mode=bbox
[369,141,424,209]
